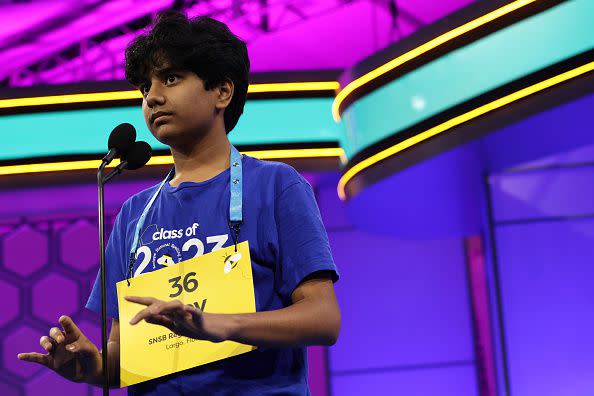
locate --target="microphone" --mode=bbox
[102,141,152,184]
[120,141,152,170]
[102,123,136,165]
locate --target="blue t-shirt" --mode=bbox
[86,154,339,396]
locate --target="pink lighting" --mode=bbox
[0,0,473,87]
[0,0,174,83]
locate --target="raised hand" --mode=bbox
[125,296,231,343]
[17,315,102,383]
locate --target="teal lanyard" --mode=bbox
[126,145,243,285]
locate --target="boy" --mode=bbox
[18,10,340,396]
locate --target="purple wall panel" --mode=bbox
[315,173,353,230]
[489,140,594,396]
[513,143,594,168]
[327,229,475,372]
[495,219,594,396]
[346,142,484,239]
[331,365,478,396]
[311,173,478,394]
[0,180,158,218]
[490,165,594,222]
[483,94,594,173]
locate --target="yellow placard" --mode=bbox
[116,241,256,387]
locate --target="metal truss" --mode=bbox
[0,0,416,87]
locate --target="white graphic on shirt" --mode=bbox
[152,243,182,269]
[134,245,152,276]
[206,234,228,252]
[182,238,204,258]
[133,230,230,277]
[157,254,175,267]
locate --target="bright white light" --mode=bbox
[411,95,426,111]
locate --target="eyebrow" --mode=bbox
[150,67,182,79]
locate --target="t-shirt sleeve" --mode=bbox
[85,207,128,319]
[274,180,339,301]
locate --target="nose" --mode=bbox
[145,84,165,108]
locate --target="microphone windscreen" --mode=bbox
[124,141,152,170]
[108,123,136,154]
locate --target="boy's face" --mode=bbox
[140,63,231,147]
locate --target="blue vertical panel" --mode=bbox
[326,228,475,372]
[482,94,594,173]
[331,366,477,396]
[490,166,594,222]
[495,219,594,396]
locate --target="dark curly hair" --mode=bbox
[125,11,250,133]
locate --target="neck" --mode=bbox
[169,130,231,187]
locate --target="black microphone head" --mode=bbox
[124,141,152,170]
[108,123,136,155]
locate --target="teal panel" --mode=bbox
[0,97,341,161]
[342,0,594,158]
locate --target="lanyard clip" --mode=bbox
[229,220,242,252]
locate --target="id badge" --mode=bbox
[116,241,256,387]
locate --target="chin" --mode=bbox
[151,124,182,145]
[153,124,205,148]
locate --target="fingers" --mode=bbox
[19,317,87,368]
[17,352,49,367]
[125,296,158,306]
[49,327,65,345]
[184,305,201,315]
[129,299,185,325]
[39,336,55,353]
[183,305,201,323]
[59,315,81,337]
[145,314,176,331]
[184,305,203,320]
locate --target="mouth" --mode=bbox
[151,112,173,125]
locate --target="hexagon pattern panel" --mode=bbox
[0,214,127,395]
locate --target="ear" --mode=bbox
[215,79,234,110]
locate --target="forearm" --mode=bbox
[220,298,340,348]
[88,340,120,388]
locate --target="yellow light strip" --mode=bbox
[0,148,344,176]
[241,147,344,159]
[337,61,594,200]
[0,82,340,110]
[247,82,340,93]
[0,159,120,176]
[0,91,143,109]
[332,0,538,122]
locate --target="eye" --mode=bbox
[139,83,150,96]
[165,74,180,84]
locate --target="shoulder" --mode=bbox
[243,154,309,195]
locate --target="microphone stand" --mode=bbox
[97,161,110,396]
[102,161,128,185]
[96,159,131,396]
